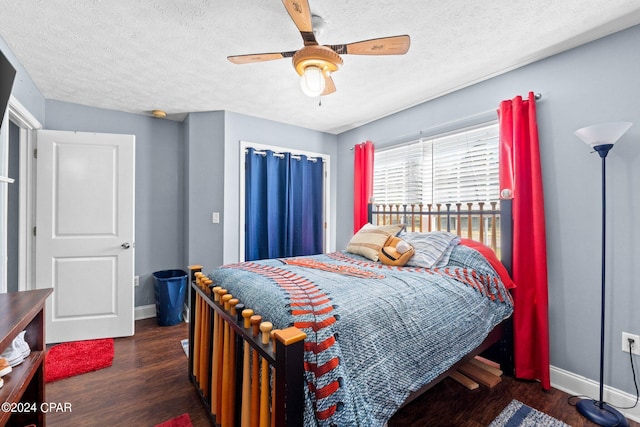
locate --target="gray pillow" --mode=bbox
[401,231,461,268]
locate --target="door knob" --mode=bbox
[121,242,131,249]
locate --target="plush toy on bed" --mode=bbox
[378,236,415,266]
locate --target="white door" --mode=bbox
[35,130,135,344]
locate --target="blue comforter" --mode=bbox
[210,245,513,426]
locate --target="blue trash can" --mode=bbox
[153,269,188,326]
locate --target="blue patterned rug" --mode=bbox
[489,400,570,427]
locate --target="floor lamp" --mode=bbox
[574,121,633,427]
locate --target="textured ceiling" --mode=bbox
[1,1,640,134]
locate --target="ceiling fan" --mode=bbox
[227,0,410,97]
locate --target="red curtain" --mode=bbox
[353,141,374,233]
[498,92,550,390]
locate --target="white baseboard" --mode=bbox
[134,303,190,323]
[183,303,190,323]
[134,304,157,320]
[551,365,639,423]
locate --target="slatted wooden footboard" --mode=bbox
[188,266,307,427]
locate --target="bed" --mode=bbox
[188,200,514,427]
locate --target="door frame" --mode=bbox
[3,96,41,292]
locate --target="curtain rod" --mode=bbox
[350,92,542,150]
[247,149,320,162]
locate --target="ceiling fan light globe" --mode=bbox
[300,66,326,97]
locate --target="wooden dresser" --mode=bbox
[0,289,52,427]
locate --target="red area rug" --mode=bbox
[154,413,193,427]
[45,338,114,383]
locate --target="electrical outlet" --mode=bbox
[622,332,640,355]
[212,212,220,224]
[134,275,139,287]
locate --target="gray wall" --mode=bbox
[0,37,45,123]
[336,25,640,396]
[184,111,225,270]
[45,100,186,307]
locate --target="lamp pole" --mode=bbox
[595,143,612,409]
[574,122,632,426]
[576,143,629,427]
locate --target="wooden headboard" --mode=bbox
[367,199,513,274]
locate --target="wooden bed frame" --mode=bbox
[188,199,513,426]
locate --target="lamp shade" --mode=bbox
[575,121,632,148]
[300,66,326,97]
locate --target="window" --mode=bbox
[373,122,499,205]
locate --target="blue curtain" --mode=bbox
[245,148,324,261]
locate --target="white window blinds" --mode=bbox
[373,123,499,205]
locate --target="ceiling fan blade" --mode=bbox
[322,75,336,95]
[281,0,317,46]
[330,35,410,55]
[227,51,296,64]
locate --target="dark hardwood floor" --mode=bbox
[46,318,639,427]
